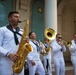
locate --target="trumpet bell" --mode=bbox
[44,28,56,40]
[67,41,72,47]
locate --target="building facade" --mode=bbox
[0,0,76,61]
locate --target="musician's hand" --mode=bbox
[31,60,35,66]
[24,37,29,43]
[60,41,64,46]
[8,53,18,62]
[40,48,46,53]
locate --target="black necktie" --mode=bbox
[13,29,19,45]
[44,44,48,48]
[57,42,62,51]
[57,42,60,45]
[6,25,22,45]
[46,59,49,72]
[75,41,76,44]
[32,41,40,52]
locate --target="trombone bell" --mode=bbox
[44,28,56,40]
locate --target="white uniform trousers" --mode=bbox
[54,57,65,75]
[13,68,24,75]
[0,57,24,75]
[43,58,52,75]
[71,56,76,75]
[28,60,45,75]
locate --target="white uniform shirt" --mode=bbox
[43,43,51,59]
[27,40,40,61]
[51,40,66,58]
[69,40,76,56]
[0,26,23,57]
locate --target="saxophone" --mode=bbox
[12,20,33,74]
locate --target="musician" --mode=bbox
[43,38,52,75]
[0,11,24,75]
[51,33,66,75]
[27,31,45,75]
[69,33,76,75]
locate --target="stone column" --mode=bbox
[44,0,57,33]
[44,0,57,64]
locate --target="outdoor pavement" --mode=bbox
[52,61,74,75]
[25,61,74,75]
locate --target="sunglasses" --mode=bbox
[58,37,62,38]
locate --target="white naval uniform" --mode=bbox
[51,40,66,75]
[27,40,45,75]
[43,43,52,75]
[0,26,24,75]
[69,40,76,75]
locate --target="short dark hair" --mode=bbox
[28,31,34,38]
[56,33,60,37]
[8,11,19,18]
[56,33,62,38]
[73,33,76,37]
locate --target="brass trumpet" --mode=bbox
[65,41,72,47]
[60,40,72,47]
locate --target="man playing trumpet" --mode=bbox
[51,33,66,75]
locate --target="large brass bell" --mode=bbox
[44,28,56,40]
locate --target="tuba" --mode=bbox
[12,20,33,74]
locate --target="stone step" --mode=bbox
[51,61,73,71]
[52,66,73,72]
